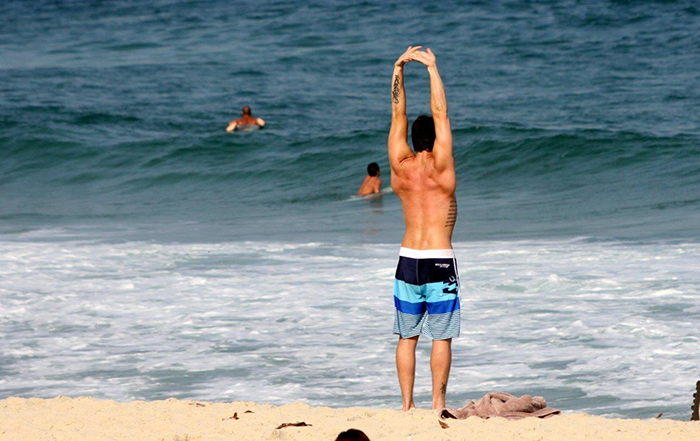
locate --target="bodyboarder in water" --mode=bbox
[388,46,460,411]
[226,106,266,132]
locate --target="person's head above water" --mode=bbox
[242,106,252,116]
[367,162,380,177]
[411,115,435,153]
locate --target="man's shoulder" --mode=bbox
[396,156,448,173]
[392,155,417,169]
[395,160,454,185]
[425,155,455,174]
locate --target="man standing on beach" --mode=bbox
[388,46,459,411]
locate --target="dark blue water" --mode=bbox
[1,0,698,243]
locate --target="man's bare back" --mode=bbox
[392,157,456,249]
[358,176,381,196]
[388,46,459,412]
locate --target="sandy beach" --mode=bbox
[1,397,697,441]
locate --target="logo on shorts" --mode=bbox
[435,263,450,268]
[442,280,458,295]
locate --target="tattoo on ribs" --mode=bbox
[445,198,458,227]
[441,382,447,394]
[392,75,401,104]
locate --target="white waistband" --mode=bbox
[399,247,455,259]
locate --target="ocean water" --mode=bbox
[1,0,699,420]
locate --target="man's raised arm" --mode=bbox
[388,46,421,169]
[412,48,453,171]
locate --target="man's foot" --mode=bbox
[402,401,416,412]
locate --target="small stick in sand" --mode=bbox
[276,422,312,430]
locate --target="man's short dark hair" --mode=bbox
[367,162,380,177]
[411,115,435,153]
[242,106,252,116]
[335,429,370,441]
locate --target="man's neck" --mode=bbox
[415,151,433,162]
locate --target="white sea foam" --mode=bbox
[0,236,698,418]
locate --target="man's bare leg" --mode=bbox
[430,338,452,409]
[396,336,419,411]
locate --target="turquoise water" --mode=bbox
[1,0,699,419]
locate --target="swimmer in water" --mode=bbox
[226,106,266,132]
[358,162,382,196]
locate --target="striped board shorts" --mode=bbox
[393,247,461,340]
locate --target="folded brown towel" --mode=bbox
[441,392,560,421]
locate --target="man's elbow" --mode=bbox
[433,115,451,133]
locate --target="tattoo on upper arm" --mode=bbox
[392,75,401,104]
[445,198,457,227]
